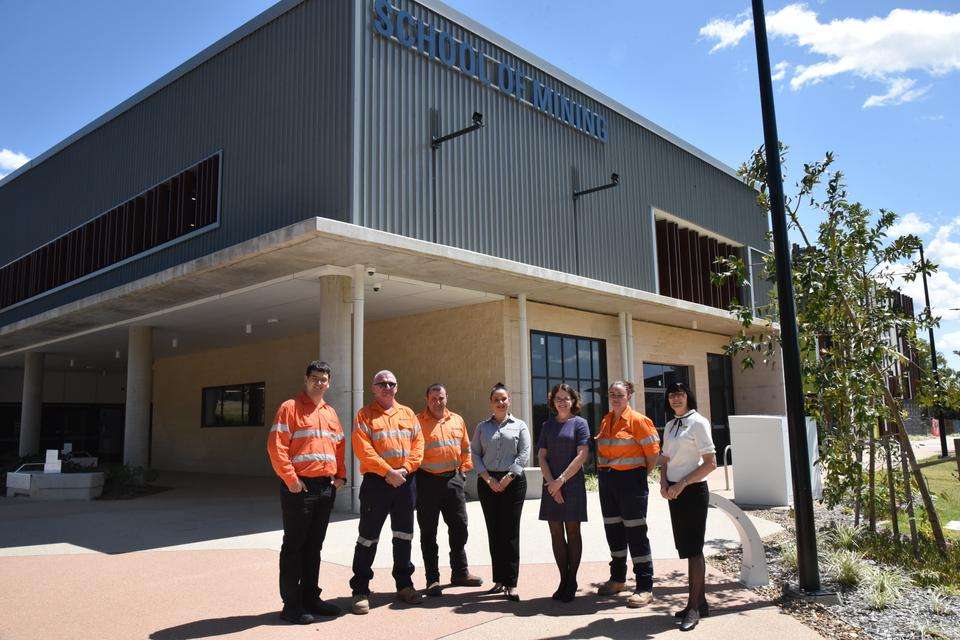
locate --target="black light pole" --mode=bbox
[430,111,484,243]
[751,0,823,594]
[919,242,950,458]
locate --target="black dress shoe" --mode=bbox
[504,587,520,602]
[485,583,505,594]
[559,579,577,603]
[679,609,700,632]
[426,582,443,597]
[552,576,568,600]
[303,598,341,617]
[280,606,315,625]
[673,603,710,618]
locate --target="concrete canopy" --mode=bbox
[0,217,767,366]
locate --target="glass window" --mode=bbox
[530,330,607,449]
[202,382,266,427]
[642,363,691,431]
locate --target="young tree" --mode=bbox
[716,145,948,554]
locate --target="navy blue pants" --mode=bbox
[279,476,335,607]
[415,470,470,585]
[598,467,654,592]
[349,473,417,595]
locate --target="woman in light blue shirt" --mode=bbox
[471,382,531,601]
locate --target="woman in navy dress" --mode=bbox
[537,383,591,602]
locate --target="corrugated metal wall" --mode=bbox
[358,0,768,292]
[0,0,352,326]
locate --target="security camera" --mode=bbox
[610,173,620,185]
[472,111,483,126]
[366,267,376,277]
[372,283,381,292]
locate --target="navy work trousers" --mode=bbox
[415,469,470,584]
[349,472,417,595]
[278,476,336,607]
[598,467,654,592]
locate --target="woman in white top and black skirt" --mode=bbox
[658,381,717,632]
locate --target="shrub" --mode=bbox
[865,569,909,610]
[780,543,798,573]
[827,550,866,590]
[101,464,158,498]
[825,522,862,551]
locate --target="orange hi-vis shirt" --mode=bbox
[267,391,346,490]
[595,406,660,471]
[354,401,424,476]
[416,407,472,475]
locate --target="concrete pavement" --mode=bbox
[0,472,819,639]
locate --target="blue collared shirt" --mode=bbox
[471,414,531,476]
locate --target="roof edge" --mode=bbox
[0,0,743,190]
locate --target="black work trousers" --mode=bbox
[349,472,417,595]
[415,469,470,584]
[278,476,336,608]
[477,471,527,588]
[598,467,654,592]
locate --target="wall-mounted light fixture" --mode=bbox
[431,111,484,150]
[573,172,620,200]
[430,110,485,243]
[114,349,120,359]
[172,337,179,348]
[245,323,252,335]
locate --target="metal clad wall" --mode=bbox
[358,0,767,292]
[0,0,352,326]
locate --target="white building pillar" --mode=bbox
[517,294,532,465]
[123,326,153,467]
[349,264,366,513]
[625,312,637,408]
[18,352,44,457]
[318,274,353,512]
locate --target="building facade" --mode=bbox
[0,0,784,510]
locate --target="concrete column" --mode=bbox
[123,326,153,467]
[346,265,367,513]
[318,274,354,512]
[18,352,44,457]
[517,294,532,466]
[625,312,637,408]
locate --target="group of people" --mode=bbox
[267,360,717,632]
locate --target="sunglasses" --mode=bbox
[375,381,398,388]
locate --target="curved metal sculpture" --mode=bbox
[709,492,770,587]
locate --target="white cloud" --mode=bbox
[772,61,790,81]
[699,14,753,53]
[921,114,945,121]
[699,5,960,107]
[940,330,960,355]
[927,218,960,270]
[892,266,960,322]
[862,77,930,108]
[0,148,30,179]
[887,212,932,238]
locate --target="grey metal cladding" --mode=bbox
[0,0,352,326]
[358,0,767,293]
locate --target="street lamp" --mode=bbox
[751,0,826,597]
[918,242,950,458]
[430,110,485,243]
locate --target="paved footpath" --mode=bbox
[0,472,821,639]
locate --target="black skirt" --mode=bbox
[667,480,709,559]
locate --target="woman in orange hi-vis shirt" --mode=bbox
[594,380,660,608]
[266,360,346,625]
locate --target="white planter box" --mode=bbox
[5,471,105,500]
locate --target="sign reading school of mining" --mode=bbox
[371,0,610,143]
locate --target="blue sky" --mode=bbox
[1,1,958,366]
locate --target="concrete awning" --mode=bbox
[0,217,767,362]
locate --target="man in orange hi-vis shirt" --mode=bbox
[267,360,346,625]
[415,383,483,597]
[349,370,425,615]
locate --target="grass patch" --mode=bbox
[827,549,866,590]
[908,458,960,538]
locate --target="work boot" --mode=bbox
[597,580,626,596]
[426,581,443,597]
[626,591,653,608]
[303,597,342,617]
[451,572,483,587]
[396,586,423,605]
[351,594,370,615]
[280,606,314,625]
[674,603,710,618]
